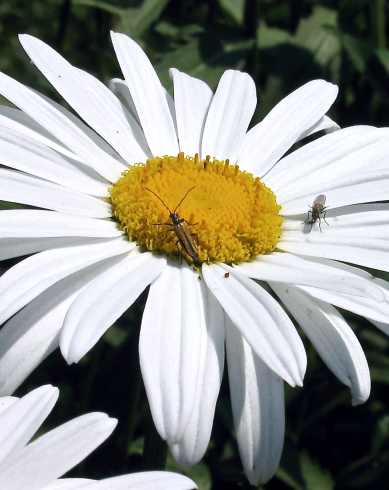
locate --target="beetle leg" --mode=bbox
[183,220,199,226]
[190,233,199,246]
[162,228,175,242]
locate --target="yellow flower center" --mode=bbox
[109,153,282,264]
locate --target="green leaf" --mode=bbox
[218,0,245,26]
[300,450,335,490]
[292,6,341,76]
[72,0,171,38]
[154,33,253,92]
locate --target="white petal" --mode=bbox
[295,114,340,143]
[238,80,338,176]
[0,259,118,396]
[0,168,111,218]
[0,105,82,161]
[0,385,58,465]
[78,472,197,490]
[202,70,256,164]
[20,35,151,163]
[169,68,213,157]
[202,263,306,386]
[0,124,109,197]
[0,71,124,182]
[225,318,284,486]
[0,237,133,325]
[170,279,225,467]
[0,413,117,490]
[265,125,385,193]
[280,169,389,214]
[0,237,100,261]
[288,256,389,324]
[42,480,93,490]
[110,32,179,157]
[34,89,129,164]
[279,204,389,272]
[0,210,122,238]
[272,284,370,405]
[0,397,19,416]
[139,261,203,443]
[109,78,139,123]
[61,251,166,363]
[235,251,384,301]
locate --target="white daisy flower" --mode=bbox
[0,384,196,490]
[0,32,389,485]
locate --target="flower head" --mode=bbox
[1,32,389,485]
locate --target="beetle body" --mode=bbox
[145,187,199,262]
[303,194,329,233]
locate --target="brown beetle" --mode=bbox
[145,186,199,262]
[303,194,329,233]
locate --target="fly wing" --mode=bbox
[313,194,326,207]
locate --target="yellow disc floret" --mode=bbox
[109,152,282,264]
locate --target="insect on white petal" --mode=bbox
[303,194,329,232]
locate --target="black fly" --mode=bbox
[145,186,199,262]
[303,194,329,233]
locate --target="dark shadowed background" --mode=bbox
[1,1,389,489]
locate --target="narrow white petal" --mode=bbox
[237,80,338,175]
[295,114,340,143]
[0,210,122,238]
[78,472,197,490]
[0,105,82,161]
[280,169,389,214]
[0,397,19,416]
[169,68,213,157]
[202,70,256,164]
[0,238,133,325]
[265,126,386,193]
[0,124,109,197]
[109,78,139,122]
[0,385,58,465]
[41,480,93,490]
[287,256,389,324]
[0,413,117,490]
[0,168,111,218]
[0,71,124,182]
[111,32,179,157]
[34,89,129,165]
[170,280,225,467]
[202,263,306,386]
[61,252,166,363]
[20,35,151,163]
[139,261,203,443]
[0,259,117,396]
[225,318,285,486]
[272,284,370,405]
[235,251,384,301]
[279,204,389,272]
[0,237,100,261]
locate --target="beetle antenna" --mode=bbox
[174,186,196,213]
[144,187,172,214]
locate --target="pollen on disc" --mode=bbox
[109,153,282,264]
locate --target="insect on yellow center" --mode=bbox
[109,153,282,264]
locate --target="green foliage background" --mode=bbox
[2,0,389,489]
